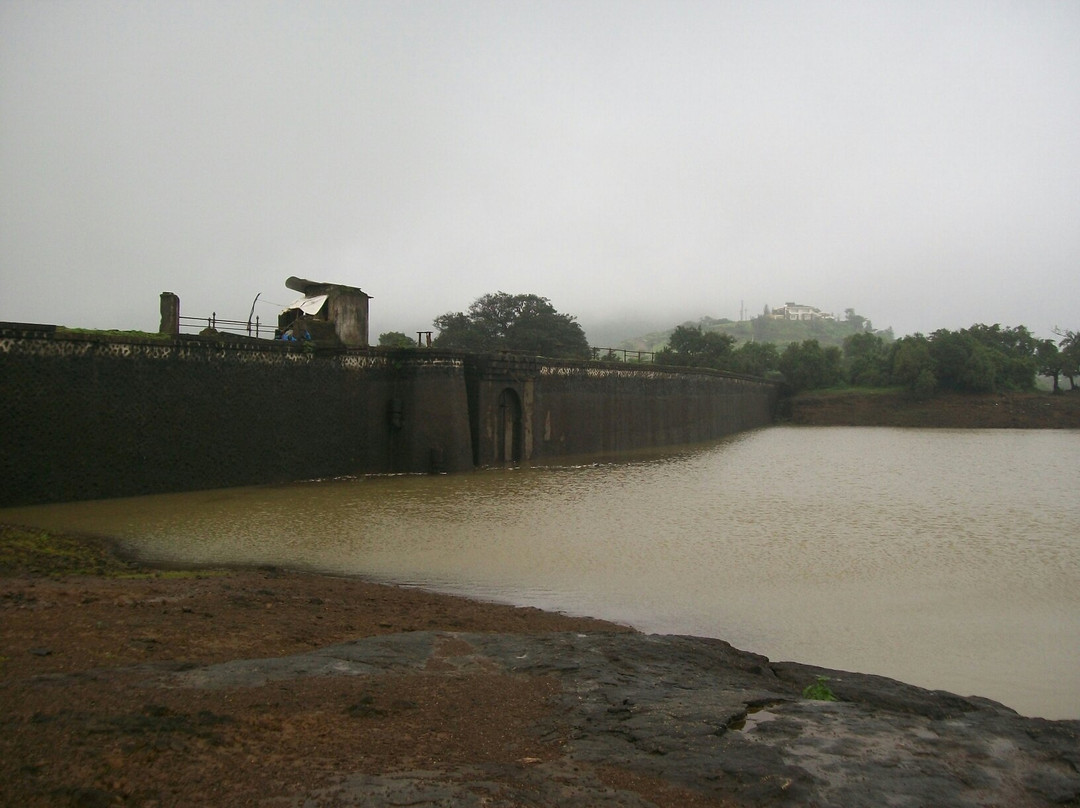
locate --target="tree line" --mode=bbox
[379,291,1079,396]
[656,323,1080,395]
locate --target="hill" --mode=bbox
[618,315,894,352]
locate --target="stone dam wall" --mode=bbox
[0,326,778,507]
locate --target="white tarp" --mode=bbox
[282,294,328,315]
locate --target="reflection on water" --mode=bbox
[4,426,1079,719]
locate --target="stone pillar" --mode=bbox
[159,292,180,335]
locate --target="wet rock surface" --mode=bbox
[174,630,1080,807]
[3,558,1077,807]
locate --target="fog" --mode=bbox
[2,1,1078,344]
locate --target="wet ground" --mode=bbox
[2,529,1078,807]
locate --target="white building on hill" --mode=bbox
[768,302,836,322]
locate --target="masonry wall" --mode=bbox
[0,328,472,507]
[463,355,778,466]
[533,363,778,459]
[0,328,778,507]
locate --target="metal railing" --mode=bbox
[590,347,656,363]
[178,313,275,339]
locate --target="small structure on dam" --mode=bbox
[278,276,372,347]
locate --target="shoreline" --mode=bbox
[3,526,1079,807]
[787,389,1080,428]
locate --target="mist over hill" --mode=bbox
[581,313,690,351]
[612,309,893,353]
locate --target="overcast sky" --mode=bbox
[2,1,1078,344]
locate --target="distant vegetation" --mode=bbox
[653,321,1080,396]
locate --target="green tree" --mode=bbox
[655,325,736,369]
[729,341,780,376]
[928,330,997,392]
[378,331,416,348]
[842,331,890,387]
[1036,339,1063,393]
[432,292,591,359]
[924,325,1040,393]
[1057,329,1080,391]
[890,335,936,397]
[964,324,1038,390]
[778,340,843,392]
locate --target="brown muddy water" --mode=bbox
[4,426,1078,719]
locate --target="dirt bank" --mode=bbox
[787,390,1080,428]
[3,526,1078,807]
[0,526,639,807]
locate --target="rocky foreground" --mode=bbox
[183,630,1080,808]
[2,529,1079,807]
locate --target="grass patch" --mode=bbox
[0,524,231,579]
[802,676,839,702]
[795,386,907,398]
[0,524,142,577]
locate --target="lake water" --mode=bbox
[3,426,1078,720]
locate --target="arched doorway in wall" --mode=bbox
[497,387,523,464]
